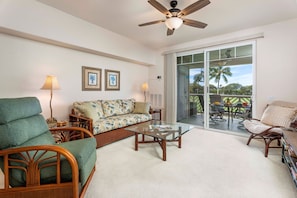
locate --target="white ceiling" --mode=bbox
[37,0,297,49]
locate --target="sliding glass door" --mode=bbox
[176,42,254,134]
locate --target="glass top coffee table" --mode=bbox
[125,121,194,161]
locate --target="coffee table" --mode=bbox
[125,121,193,161]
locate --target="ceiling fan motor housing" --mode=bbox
[170,0,178,8]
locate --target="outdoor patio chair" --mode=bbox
[243,100,297,157]
[209,95,225,121]
[0,97,97,198]
[198,95,225,123]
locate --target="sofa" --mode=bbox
[69,99,152,148]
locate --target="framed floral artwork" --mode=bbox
[82,66,102,91]
[105,69,120,91]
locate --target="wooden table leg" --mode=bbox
[178,136,182,148]
[162,139,166,161]
[135,133,138,151]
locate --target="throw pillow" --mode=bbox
[74,101,105,121]
[133,102,150,114]
[260,105,297,128]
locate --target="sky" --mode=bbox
[189,64,252,87]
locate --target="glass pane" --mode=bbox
[221,48,234,59]
[177,56,181,64]
[182,55,192,63]
[193,53,204,62]
[236,45,252,57]
[209,50,219,60]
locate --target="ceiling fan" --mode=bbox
[139,0,211,36]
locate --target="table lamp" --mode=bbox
[41,75,60,124]
[141,83,149,102]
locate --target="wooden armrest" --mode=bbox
[0,145,79,195]
[69,114,93,133]
[50,127,94,144]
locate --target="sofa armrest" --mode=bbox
[50,127,94,144]
[0,145,79,197]
[69,113,93,133]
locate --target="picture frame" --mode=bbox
[105,69,120,91]
[82,66,102,91]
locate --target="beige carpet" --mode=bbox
[85,128,297,198]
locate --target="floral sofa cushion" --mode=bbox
[121,98,135,114]
[101,99,124,117]
[92,113,152,135]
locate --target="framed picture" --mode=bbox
[82,66,102,91]
[105,69,120,91]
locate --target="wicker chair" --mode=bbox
[0,97,97,198]
[243,100,297,157]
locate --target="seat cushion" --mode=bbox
[243,119,283,134]
[56,138,97,185]
[8,138,96,187]
[92,113,152,135]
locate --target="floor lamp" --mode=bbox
[41,75,60,124]
[142,82,149,102]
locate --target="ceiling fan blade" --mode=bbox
[183,18,207,28]
[148,0,171,16]
[139,20,165,27]
[167,28,174,36]
[179,0,210,16]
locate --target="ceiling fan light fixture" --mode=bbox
[165,17,183,30]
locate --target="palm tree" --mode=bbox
[192,70,204,93]
[193,70,204,85]
[209,66,232,94]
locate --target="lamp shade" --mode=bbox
[165,17,183,30]
[41,75,60,90]
[142,83,149,92]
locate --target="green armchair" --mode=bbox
[0,97,97,198]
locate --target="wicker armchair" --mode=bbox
[0,97,97,198]
[243,100,297,157]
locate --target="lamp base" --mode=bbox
[46,117,57,128]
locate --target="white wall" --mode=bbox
[0,0,157,121]
[159,18,297,118]
[0,33,149,121]
[0,0,156,65]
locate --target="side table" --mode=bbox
[282,130,297,187]
[150,108,162,120]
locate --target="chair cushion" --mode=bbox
[260,105,297,128]
[0,97,42,124]
[8,138,97,187]
[243,119,283,134]
[0,115,51,150]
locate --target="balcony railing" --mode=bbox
[189,94,252,114]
